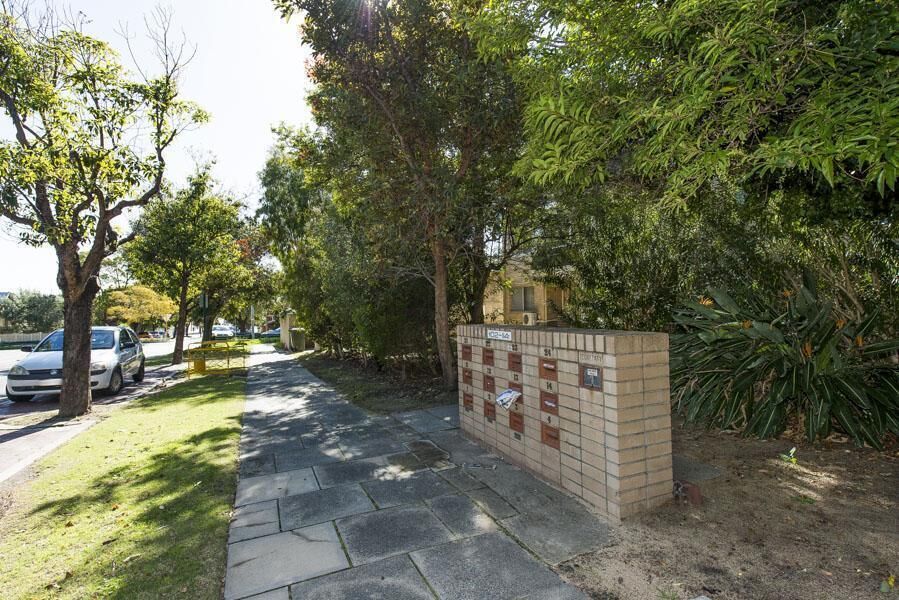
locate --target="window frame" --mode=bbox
[510,286,536,312]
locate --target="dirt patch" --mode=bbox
[299,352,456,413]
[559,422,899,600]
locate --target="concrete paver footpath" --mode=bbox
[226,349,611,599]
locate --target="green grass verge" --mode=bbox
[299,352,456,414]
[0,376,246,599]
[144,352,173,368]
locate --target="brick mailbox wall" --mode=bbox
[456,324,673,522]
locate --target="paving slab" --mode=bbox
[224,523,349,599]
[279,484,374,530]
[465,487,518,519]
[466,463,564,513]
[361,469,455,508]
[501,504,611,565]
[239,453,276,478]
[313,454,423,488]
[393,409,457,433]
[235,468,319,506]
[427,493,496,537]
[336,504,453,565]
[411,532,586,600]
[243,588,289,600]
[338,436,409,461]
[426,404,461,428]
[288,555,433,600]
[229,500,280,543]
[274,446,344,471]
[425,429,502,465]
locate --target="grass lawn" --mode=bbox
[299,352,456,413]
[144,352,173,368]
[0,376,246,599]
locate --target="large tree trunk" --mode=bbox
[468,224,487,324]
[58,278,100,417]
[172,273,190,364]
[468,267,490,324]
[431,237,456,390]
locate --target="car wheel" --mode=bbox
[133,359,145,383]
[5,387,33,402]
[106,367,124,396]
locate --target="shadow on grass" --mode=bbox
[20,377,244,599]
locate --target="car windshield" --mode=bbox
[34,330,116,352]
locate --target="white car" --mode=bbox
[211,325,235,340]
[5,326,145,402]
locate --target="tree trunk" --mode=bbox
[58,280,99,417]
[468,268,490,324]
[431,237,456,389]
[172,274,190,364]
[468,223,487,324]
[202,311,216,342]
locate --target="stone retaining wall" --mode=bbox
[456,324,673,522]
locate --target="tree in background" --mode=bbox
[0,290,63,333]
[0,3,204,416]
[127,168,240,364]
[196,220,277,340]
[272,0,526,387]
[105,285,176,332]
[472,0,898,332]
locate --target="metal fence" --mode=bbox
[186,340,250,378]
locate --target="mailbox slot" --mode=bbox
[540,390,559,415]
[483,374,495,394]
[541,423,560,449]
[463,392,473,411]
[508,381,523,407]
[509,411,524,433]
[461,344,472,362]
[483,348,494,366]
[463,368,473,385]
[484,400,496,421]
[508,352,522,373]
[539,358,558,381]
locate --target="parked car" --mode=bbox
[260,327,280,338]
[211,324,235,340]
[5,326,145,402]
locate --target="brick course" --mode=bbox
[456,324,673,523]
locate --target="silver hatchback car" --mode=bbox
[5,326,145,402]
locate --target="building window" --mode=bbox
[511,286,536,312]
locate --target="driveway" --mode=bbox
[224,349,610,599]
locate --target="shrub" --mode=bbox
[671,276,899,448]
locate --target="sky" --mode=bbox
[0,0,313,294]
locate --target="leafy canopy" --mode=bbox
[473,0,899,211]
[106,285,176,327]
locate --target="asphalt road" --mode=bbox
[0,337,182,402]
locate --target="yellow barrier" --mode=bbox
[186,340,250,378]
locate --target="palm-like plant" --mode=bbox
[671,275,899,448]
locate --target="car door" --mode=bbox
[129,329,144,369]
[119,328,138,375]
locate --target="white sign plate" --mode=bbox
[487,329,512,341]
